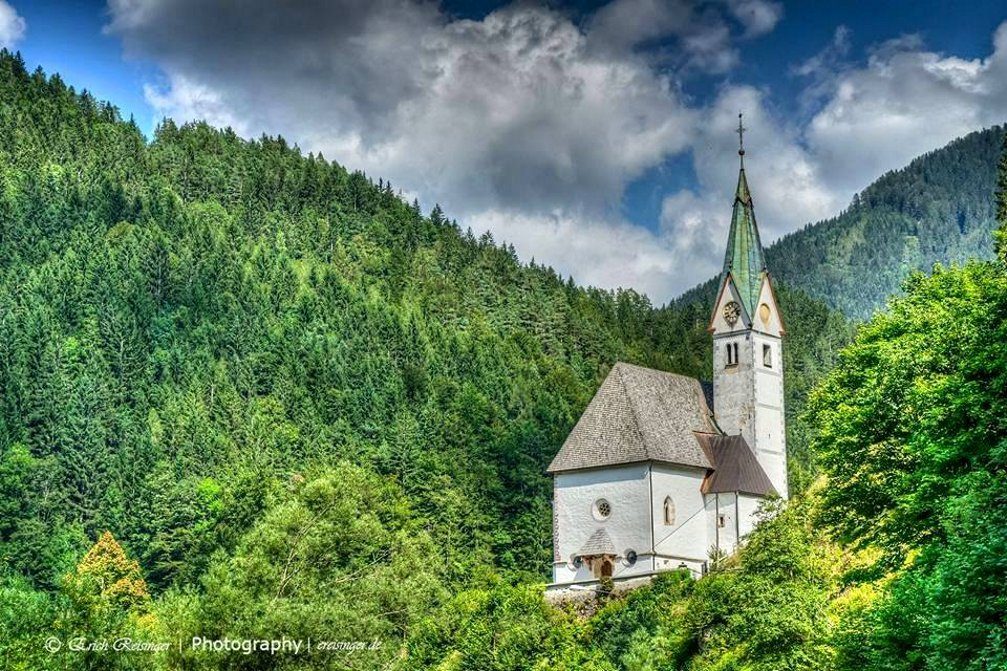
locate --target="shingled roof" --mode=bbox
[547,362,716,473]
[577,528,617,557]
[697,433,778,497]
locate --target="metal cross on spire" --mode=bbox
[737,112,746,167]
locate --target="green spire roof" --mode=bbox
[721,123,766,316]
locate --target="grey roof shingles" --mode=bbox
[577,528,617,557]
[548,362,717,473]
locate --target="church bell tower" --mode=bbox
[708,114,788,499]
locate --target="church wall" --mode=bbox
[751,328,788,498]
[713,331,756,443]
[552,463,652,583]
[751,332,787,498]
[738,494,764,538]
[651,464,709,571]
[705,495,719,555]
[705,491,739,556]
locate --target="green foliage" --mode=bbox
[155,464,445,669]
[995,132,1007,260]
[808,257,1007,669]
[0,573,66,671]
[404,577,615,671]
[678,498,839,671]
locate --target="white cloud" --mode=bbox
[333,5,696,215]
[724,0,782,38]
[660,86,839,282]
[143,75,251,136]
[109,0,706,300]
[0,1,26,48]
[105,1,1007,303]
[807,22,1007,194]
[661,21,1007,295]
[468,209,681,299]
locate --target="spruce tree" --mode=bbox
[996,133,1007,262]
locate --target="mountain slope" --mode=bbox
[0,52,665,588]
[0,51,862,671]
[0,52,848,597]
[677,125,1006,319]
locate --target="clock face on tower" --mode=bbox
[723,301,741,325]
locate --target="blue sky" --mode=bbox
[4,0,1007,300]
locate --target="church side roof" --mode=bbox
[577,528,617,557]
[697,433,778,497]
[547,362,716,473]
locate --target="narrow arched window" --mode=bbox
[726,342,740,366]
[663,496,676,526]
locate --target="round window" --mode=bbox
[593,498,612,520]
[625,549,638,566]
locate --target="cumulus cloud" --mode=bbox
[724,0,782,38]
[104,1,1007,303]
[660,86,839,285]
[468,209,679,299]
[587,0,782,72]
[806,22,1007,195]
[111,0,697,216]
[0,1,26,47]
[107,0,708,299]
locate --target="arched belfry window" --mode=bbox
[663,496,676,526]
[725,342,740,367]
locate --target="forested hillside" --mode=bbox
[403,135,1007,671]
[677,124,1006,319]
[0,52,853,669]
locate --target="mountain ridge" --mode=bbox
[674,124,1007,319]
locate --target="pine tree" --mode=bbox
[995,133,1007,261]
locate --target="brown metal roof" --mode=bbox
[696,433,778,497]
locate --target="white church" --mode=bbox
[548,120,787,588]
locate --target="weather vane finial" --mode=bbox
[737,112,746,168]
